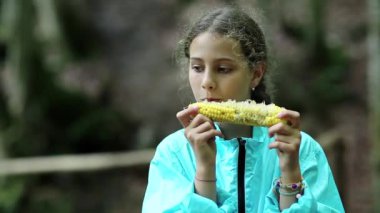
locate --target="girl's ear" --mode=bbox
[250,62,266,88]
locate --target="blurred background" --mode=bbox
[0,0,379,212]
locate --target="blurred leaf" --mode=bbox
[0,177,26,213]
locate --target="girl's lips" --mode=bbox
[204,98,222,102]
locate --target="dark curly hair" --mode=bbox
[178,6,272,103]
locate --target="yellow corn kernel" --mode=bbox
[189,100,285,126]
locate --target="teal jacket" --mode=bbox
[142,125,345,212]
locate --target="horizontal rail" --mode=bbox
[0,130,343,176]
[0,149,156,176]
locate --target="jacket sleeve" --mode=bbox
[264,133,345,212]
[142,135,237,213]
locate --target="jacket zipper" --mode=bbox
[237,138,246,213]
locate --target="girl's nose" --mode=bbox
[201,70,216,90]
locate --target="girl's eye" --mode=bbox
[218,66,232,73]
[191,65,203,73]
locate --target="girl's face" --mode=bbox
[188,32,257,102]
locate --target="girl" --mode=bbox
[142,6,344,212]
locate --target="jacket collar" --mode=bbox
[214,122,267,143]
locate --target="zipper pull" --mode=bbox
[237,137,246,146]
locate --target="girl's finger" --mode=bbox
[186,126,223,144]
[274,134,301,145]
[198,129,224,141]
[268,141,298,153]
[268,122,295,137]
[188,114,214,129]
[176,106,199,127]
[277,109,301,129]
[191,117,224,138]
[192,121,215,133]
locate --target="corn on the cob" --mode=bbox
[189,100,285,126]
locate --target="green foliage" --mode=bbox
[0,0,139,211]
[0,177,26,213]
[274,0,351,118]
[56,1,101,60]
[0,91,10,129]
[20,188,73,213]
[310,46,350,106]
[2,85,138,157]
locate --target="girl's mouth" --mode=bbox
[203,98,222,102]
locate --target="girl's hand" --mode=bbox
[176,106,224,176]
[268,109,302,182]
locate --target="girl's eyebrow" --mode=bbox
[190,57,235,62]
[215,58,235,62]
[189,57,202,61]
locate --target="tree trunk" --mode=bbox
[368,0,380,211]
[2,0,35,117]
